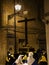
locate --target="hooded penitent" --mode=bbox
[15,55,24,65]
[27,52,35,65]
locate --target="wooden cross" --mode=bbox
[18,18,36,46]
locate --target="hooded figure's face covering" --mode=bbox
[28,52,33,57]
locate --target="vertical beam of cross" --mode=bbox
[25,18,28,46]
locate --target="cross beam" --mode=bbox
[18,18,36,46]
[18,18,36,22]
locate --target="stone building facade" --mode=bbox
[0,0,46,65]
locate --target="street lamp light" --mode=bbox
[15,4,22,11]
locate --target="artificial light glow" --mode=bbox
[15,4,22,11]
[23,11,28,15]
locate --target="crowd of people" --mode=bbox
[5,48,47,65]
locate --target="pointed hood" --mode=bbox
[27,52,35,65]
